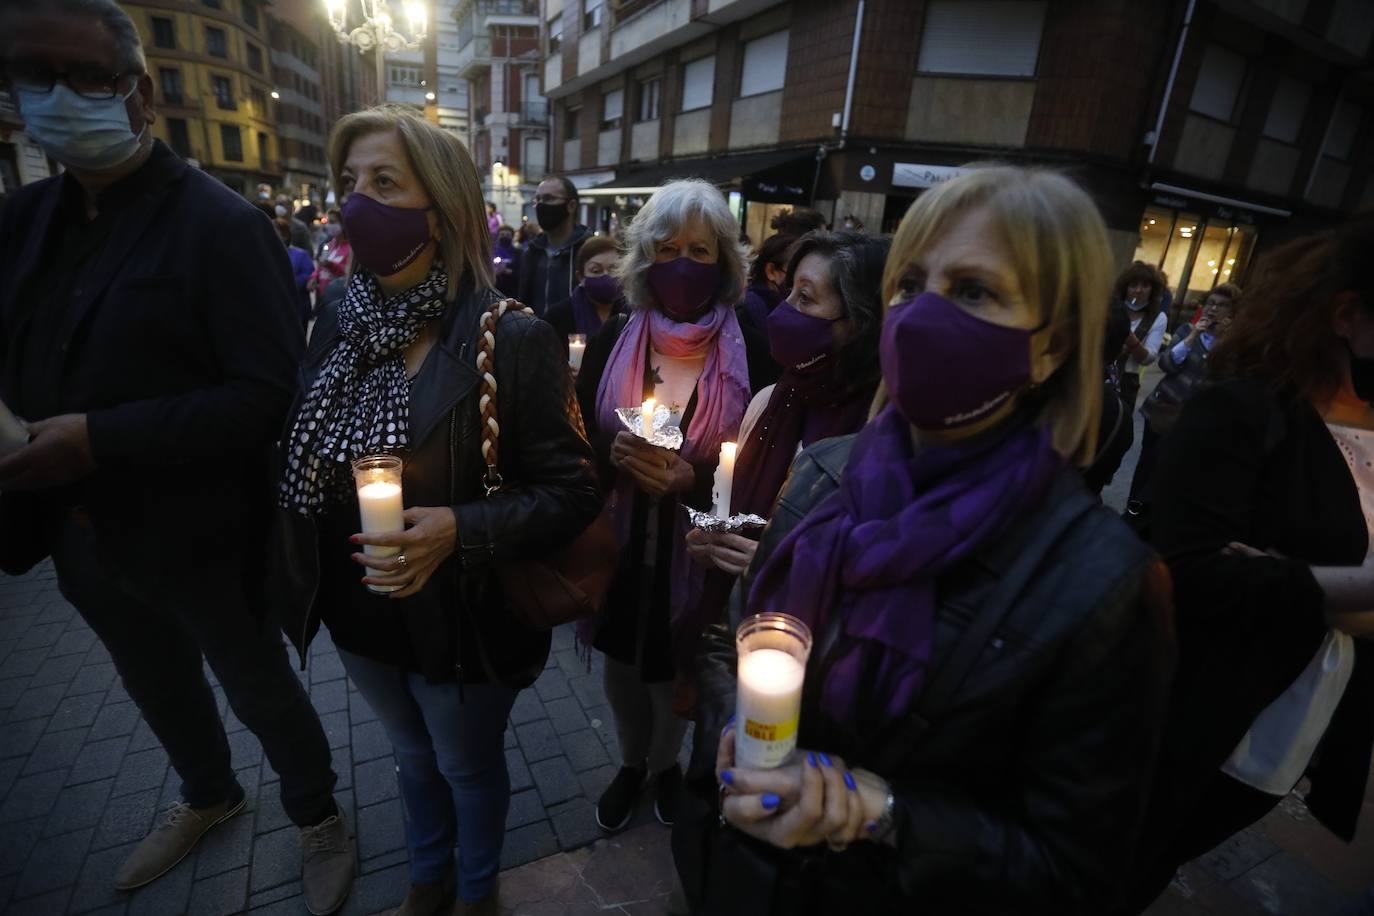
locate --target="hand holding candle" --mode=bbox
[352,455,405,594]
[735,613,812,769]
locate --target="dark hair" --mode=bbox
[770,207,826,236]
[576,235,619,275]
[1111,261,1163,308]
[749,233,798,285]
[272,217,293,245]
[4,0,147,74]
[1208,282,1243,307]
[545,175,579,202]
[785,230,891,400]
[1212,213,1374,402]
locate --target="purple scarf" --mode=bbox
[747,406,1063,725]
[569,285,625,338]
[595,303,751,625]
[741,283,782,331]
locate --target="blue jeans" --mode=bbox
[338,648,516,901]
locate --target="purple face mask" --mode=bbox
[648,257,720,321]
[340,193,433,277]
[767,300,839,374]
[582,274,621,305]
[880,292,1035,430]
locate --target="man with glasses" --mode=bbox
[518,175,592,316]
[0,2,354,912]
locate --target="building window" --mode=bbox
[548,14,562,55]
[251,87,268,116]
[159,67,183,104]
[565,106,581,140]
[739,31,788,98]
[583,0,602,31]
[202,0,222,8]
[152,16,175,49]
[1189,43,1247,123]
[258,131,270,165]
[206,26,228,58]
[601,88,623,130]
[167,118,192,158]
[1262,76,1310,144]
[681,56,715,112]
[1326,100,1362,161]
[221,124,243,161]
[242,0,260,29]
[389,65,421,87]
[212,75,236,110]
[247,43,263,73]
[916,0,1047,78]
[637,77,661,122]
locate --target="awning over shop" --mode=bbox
[581,148,815,201]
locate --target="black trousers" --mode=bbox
[48,513,337,827]
[1128,425,1162,506]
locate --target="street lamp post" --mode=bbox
[323,0,428,105]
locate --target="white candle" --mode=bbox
[641,398,657,439]
[568,335,587,373]
[712,441,737,518]
[357,480,404,593]
[736,647,806,769]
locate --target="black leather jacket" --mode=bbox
[679,436,1176,915]
[267,281,602,687]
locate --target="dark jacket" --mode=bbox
[678,436,1176,915]
[544,285,627,349]
[1137,379,1372,857]
[516,224,592,316]
[0,141,302,577]
[1139,325,1212,435]
[268,280,602,687]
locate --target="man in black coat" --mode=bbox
[517,175,592,316]
[0,3,353,912]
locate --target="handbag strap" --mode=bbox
[476,298,532,497]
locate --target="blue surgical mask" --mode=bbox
[18,82,145,171]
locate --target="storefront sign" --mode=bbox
[743,177,806,203]
[893,163,966,189]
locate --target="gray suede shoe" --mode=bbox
[300,810,356,915]
[112,794,246,890]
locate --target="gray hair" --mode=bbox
[3,0,147,74]
[617,178,752,310]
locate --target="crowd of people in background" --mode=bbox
[5,3,1374,916]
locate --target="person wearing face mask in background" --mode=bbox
[276,194,312,249]
[310,207,352,307]
[269,105,600,916]
[517,175,592,316]
[276,217,317,331]
[674,167,1175,916]
[736,232,798,368]
[1120,215,1374,914]
[0,2,357,910]
[574,179,771,836]
[544,235,628,347]
[491,223,521,298]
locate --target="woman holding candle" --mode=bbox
[271,106,600,916]
[687,231,889,578]
[676,167,1176,915]
[574,178,768,834]
[545,235,628,347]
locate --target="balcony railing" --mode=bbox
[454,34,491,78]
[520,101,548,124]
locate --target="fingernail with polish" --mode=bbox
[720,769,733,785]
[761,793,780,811]
[806,752,817,768]
[820,753,833,768]
[865,821,877,833]
[844,772,857,791]
[349,535,360,544]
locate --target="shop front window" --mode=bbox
[1132,205,1258,323]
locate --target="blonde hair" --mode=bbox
[328,105,492,299]
[617,179,752,310]
[881,166,1114,466]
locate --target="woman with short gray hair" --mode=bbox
[574,178,767,834]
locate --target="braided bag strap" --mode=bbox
[476,297,533,496]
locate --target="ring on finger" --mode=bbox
[826,839,848,852]
[396,553,409,570]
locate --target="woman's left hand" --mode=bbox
[350,506,458,598]
[715,727,867,851]
[707,533,757,576]
[619,442,694,498]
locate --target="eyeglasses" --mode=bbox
[533,195,570,205]
[3,63,137,100]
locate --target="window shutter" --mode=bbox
[740,31,789,97]
[917,1,1048,77]
[1189,43,1247,122]
[681,56,715,112]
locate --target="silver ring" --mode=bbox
[396,554,409,570]
[826,839,848,853]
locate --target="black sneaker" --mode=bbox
[596,763,647,832]
[654,764,683,827]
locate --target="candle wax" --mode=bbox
[357,479,403,593]
[735,647,806,769]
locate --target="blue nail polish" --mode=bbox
[761,793,780,810]
[806,751,817,767]
[722,715,736,733]
[844,772,857,791]
[720,769,733,785]
[865,821,877,833]
[820,753,833,768]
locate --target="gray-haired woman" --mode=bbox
[574,179,770,834]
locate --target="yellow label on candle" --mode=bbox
[743,715,798,743]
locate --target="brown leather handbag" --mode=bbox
[476,298,618,630]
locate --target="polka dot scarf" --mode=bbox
[279,263,449,516]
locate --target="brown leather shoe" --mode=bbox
[300,810,356,915]
[112,794,246,890]
[393,862,455,916]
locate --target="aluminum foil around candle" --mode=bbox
[614,405,684,450]
[684,506,767,533]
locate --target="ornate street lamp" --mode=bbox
[323,0,428,104]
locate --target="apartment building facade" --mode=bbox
[455,0,552,223]
[124,0,283,195]
[269,14,330,202]
[543,0,1373,306]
